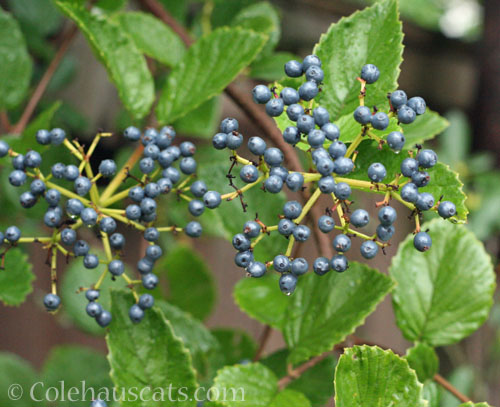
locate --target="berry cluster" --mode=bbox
[0,125,214,326]
[213,56,457,295]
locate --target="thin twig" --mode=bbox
[11,24,78,134]
[433,373,471,403]
[0,111,11,132]
[253,325,272,361]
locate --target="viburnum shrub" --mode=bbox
[0,0,496,406]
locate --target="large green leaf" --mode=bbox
[7,0,62,36]
[173,97,220,138]
[404,343,439,383]
[283,262,394,365]
[268,389,311,407]
[0,8,32,110]
[423,381,440,407]
[0,352,38,407]
[0,248,35,306]
[160,245,216,321]
[211,328,258,366]
[156,27,267,123]
[107,290,198,407]
[335,345,424,407]
[116,12,185,67]
[401,110,449,147]
[249,52,297,81]
[55,1,154,119]
[390,219,496,346]
[41,345,112,407]
[314,0,403,119]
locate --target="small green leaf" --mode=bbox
[160,245,216,321]
[0,352,38,407]
[55,1,154,119]
[116,12,185,67]
[405,343,439,382]
[211,328,258,366]
[0,7,33,110]
[7,0,62,36]
[156,27,267,123]
[268,389,311,407]
[391,219,496,346]
[401,110,449,147]
[283,262,394,365]
[335,345,424,407]
[107,290,198,407]
[41,345,112,407]
[0,248,35,306]
[173,97,221,138]
[423,381,440,407]
[314,0,403,119]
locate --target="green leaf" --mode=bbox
[55,1,154,119]
[234,273,289,329]
[440,366,475,407]
[107,290,198,407]
[0,248,35,306]
[173,97,220,138]
[268,389,311,407]
[391,219,496,346]
[41,345,112,407]
[60,254,129,335]
[232,2,280,57]
[159,245,216,321]
[423,381,440,407]
[261,349,335,407]
[156,27,267,123]
[0,352,38,407]
[405,343,439,382]
[95,0,126,12]
[249,52,297,81]
[0,8,33,110]
[116,12,185,67]
[401,110,449,147]
[7,0,62,37]
[284,262,394,365]
[314,0,403,119]
[335,345,424,407]
[211,328,258,366]
[459,403,493,407]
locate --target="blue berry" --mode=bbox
[36,129,51,145]
[235,251,254,268]
[74,176,92,196]
[390,90,407,109]
[312,107,329,127]
[329,140,347,159]
[360,64,380,84]
[407,97,426,115]
[143,144,160,160]
[74,240,90,256]
[84,254,99,269]
[334,157,354,175]
[226,132,244,150]
[417,149,438,168]
[318,215,335,233]
[354,106,372,124]
[371,112,389,130]
[157,150,174,168]
[318,176,336,193]
[81,208,98,226]
[188,200,205,217]
[248,137,267,155]
[124,126,141,141]
[415,192,435,211]
[252,84,272,104]
[286,104,304,121]
[306,65,324,83]
[43,293,61,311]
[247,261,266,278]
[243,221,261,238]
[331,254,348,272]
[291,257,308,276]
[30,179,46,195]
[12,154,25,170]
[298,81,318,101]
[85,289,100,301]
[45,189,61,206]
[203,191,221,209]
[157,178,172,194]
[9,170,26,187]
[66,198,84,217]
[322,123,340,141]
[139,157,155,174]
[138,294,154,310]
[285,172,304,191]
[378,206,397,226]
[25,151,42,168]
[280,88,300,105]
[284,60,303,77]
[293,225,310,242]
[334,182,351,200]
[350,209,370,228]
[180,141,196,157]
[414,231,432,252]
[144,227,159,242]
[401,183,419,203]
[99,159,116,177]
[64,165,79,181]
[313,257,331,276]
[108,259,124,276]
[273,255,291,273]
[278,218,295,236]
[302,55,321,71]
[398,105,416,124]
[96,310,112,327]
[61,228,77,246]
[312,148,330,164]
[5,226,21,242]
[142,273,159,289]
[283,126,300,145]
[400,158,419,177]
[240,165,259,183]
[411,171,430,187]
[44,209,62,228]
[270,166,288,181]
[333,234,351,252]
[50,128,66,145]
[137,257,154,274]
[283,201,302,220]
[140,198,156,215]
[86,301,102,317]
[264,175,283,193]
[20,191,37,208]
[99,217,116,234]
[180,157,197,174]
[109,233,125,249]
[279,273,297,295]
[220,117,239,133]
[387,131,405,152]
[438,201,456,219]
[308,129,326,148]
[142,128,158,145]
[158,126,176,147]
[190,180,207,197]
[376,224,395,241]
[185,221,202,237]
[163,167,180,184]
[232,234,251,251]
[144,183,161,198]
[360,241,378,259]
[166,144,181,160]
[50,162,65,178]
[264,148,284,167]
[367,162,387,182]
[129,304,145,323]
[316,158,334,176]
[0,140,8,156]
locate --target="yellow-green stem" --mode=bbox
[296,187,321,224]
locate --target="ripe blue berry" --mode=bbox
[99,159,117,177]
[360,241,378,259]
[203,191,221,209]
[378,206,397,226]
[5,226,21,242]
[299,81,319,101]
[333,234,351,252]
[142,273,159,289]
[74,176,92,196]
[180,157,197,174]
[401,183,419,203]
[390,90,407,109]
[415,192,435,211]
[334,182,351,200]
[100,217,116,234]
[322,123,340,141]
[312,148,329,164]
[350,209,370,228]
[232,234,251,251]
[109,233,125,249]
[252,84,272,104]
[411,171,430,187]
[248,137,267,155]
[291,257,308,276]
[293,225,310,242]
[185,221,202,237]
[278,218,295,236]
[285,172,304,191]
[318,176,335,194]
[240,165,259,183]
[64,164,79,181]
[283,126,300,145]
[163,167,180,184]
[376,224,395,241]
[407,97,426,115]
[20,191,37,208]
[371,111,389,130]
[220,117,239,133]
[360,64,380,84]
[331,255,348,272]
[9,170,26,187]
[36,129,51,145]
[279,273,297,295]
[157,150,174,168]
[297,114,316,134]
[66,198,84,217]
[158,126,176,147]
[129,304,145,324]
[50,128,66,145]
[156,177,173,195]
[96,310,112,327]
[0,140,8,157]
[86,302,102,317]
[44,209,62,228]
[313,107,330,126]
[226,132,243,150]
[74,240,90,257]
[308,129,326,148]
[284,60,303,77]
[334,157,354,175]
[247,261,266,278]
[44,189,60,207]
[43,293,61,311]
[180,141,196,157]
[397,105,416,124]
[354,106,372,124]
[270,166,288,181]
[142,128,158,146]
[303,55,321,71]
[283,201,302,220]
[264,175,283,193]
[137,257,154,274]
[139,157,155,174]
[306,65,324,83]
[30,179,46,195]
[190,180,207,198]
[328,140,347,159]
[438,201,456,219]
[316,158,334,176]
[81,207,98,226]
[414,231,432,252]
[85,289,100,301]
[273,255,291,273]
[367,162,387,182]
[84,254,99,269]
[138,294,154,310]
[400,158,419,177]
[318,215,335,233]
[264,148,284,167]
[144,182,161,198]
[25,151,42,168]
[188,200,205,217]
[235,251,254,268]
[417,149,438,168]
[108,259,124,276]
[140,198,156,215]
[243,221,261,238]
[144,227,159,242]
[313,257,331,276]
[61,228,77,246]
[387,131,405,152]
[280,88,300,105]
[286,104,304,121]
[124,126,141,141]
[50,162,65,178]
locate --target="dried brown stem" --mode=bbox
[253,325,272,362]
